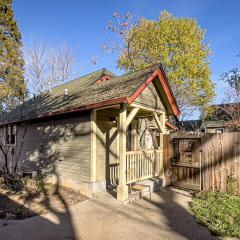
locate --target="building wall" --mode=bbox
[205,127,225,133]
[96,108,119,184]
[0,111,92,191]
[134,82,165,110]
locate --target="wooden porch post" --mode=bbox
[117,103,128,201]
[153,111,166,180]
[159,112,166,185]
[90,109,97,182]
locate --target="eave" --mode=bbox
[166,121,178,131]
[0,65,181,126]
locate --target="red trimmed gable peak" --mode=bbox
[96,75,112,83]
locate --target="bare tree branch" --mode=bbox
[25,40,77,94]
[221,88,240,131]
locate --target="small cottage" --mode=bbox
[0,64,180,201]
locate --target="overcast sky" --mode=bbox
[14,0,240,105]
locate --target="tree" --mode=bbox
[0,121,28,189]
[0,0,28,113]
[221,54,240,131]
[106,11,215,118]
[25,40,76,95]
[221,54,240,95]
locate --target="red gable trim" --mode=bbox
[126,70,158,104]
[96,75,112,84]
[157,68,180,116]
[0,97,127,126]
[0,66,180,126]
[127,67,180,116]
[166,121,178,131]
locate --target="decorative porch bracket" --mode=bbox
[126,107,140,128]
[109,107,139,147]
[153,111,165,133]
[152,111,166,183]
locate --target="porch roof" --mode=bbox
[0,64,180,125]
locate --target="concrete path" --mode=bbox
[0,187,221,240]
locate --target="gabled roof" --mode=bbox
[51,68,116,93]
[205,103,240,121]
[0,64,180,125]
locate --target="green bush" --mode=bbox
[191,192,240,238]
[227,174,238,195]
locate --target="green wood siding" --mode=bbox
[96,109,119,181]
[0,112,91,181]
[134,82,165,110]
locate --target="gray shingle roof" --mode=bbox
[0,65,160,124]
[205,103,240,121]
[177,120,202,131]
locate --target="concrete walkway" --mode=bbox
[0,187,221,240]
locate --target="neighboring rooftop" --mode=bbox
[177,120,202,132]
[205,103,240,121]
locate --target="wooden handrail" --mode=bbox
[126,149,162,154]
[108,149,162,185]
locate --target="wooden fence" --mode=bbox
[163,132,240,194]
[163,135,173,186]
[201,133,240,193]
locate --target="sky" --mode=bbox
[13,0,240,107]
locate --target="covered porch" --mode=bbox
[92,102,167,201]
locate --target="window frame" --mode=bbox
[5,124,17,146]
[215,128,224,133]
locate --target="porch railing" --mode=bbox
[109,163,119,186]
[126,150,161,183]
[108,149,162,185]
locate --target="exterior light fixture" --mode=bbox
[64,88,69,96]
[110,117,117,124]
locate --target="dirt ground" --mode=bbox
[0,184,87,220]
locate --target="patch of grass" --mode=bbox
[191,192,240,238]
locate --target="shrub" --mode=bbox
[21,176,46,193]
[191,192,240,238]
[227,174,238,195]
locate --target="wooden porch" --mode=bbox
[117,103,166,201]
[92,102,167,201]
[109,149,163,186]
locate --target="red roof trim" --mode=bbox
[126,70,159,104]
[127,66,180,116]
[0,97,127,126]
[96,75,112,84]
[157,68,180,116]
[0,66,180,126]
[166,121,178,131]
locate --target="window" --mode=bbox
[6,125,16,145]
[216,128,224,133]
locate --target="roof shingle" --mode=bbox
[0,65,159,124]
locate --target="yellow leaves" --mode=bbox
[116,10,215,113]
